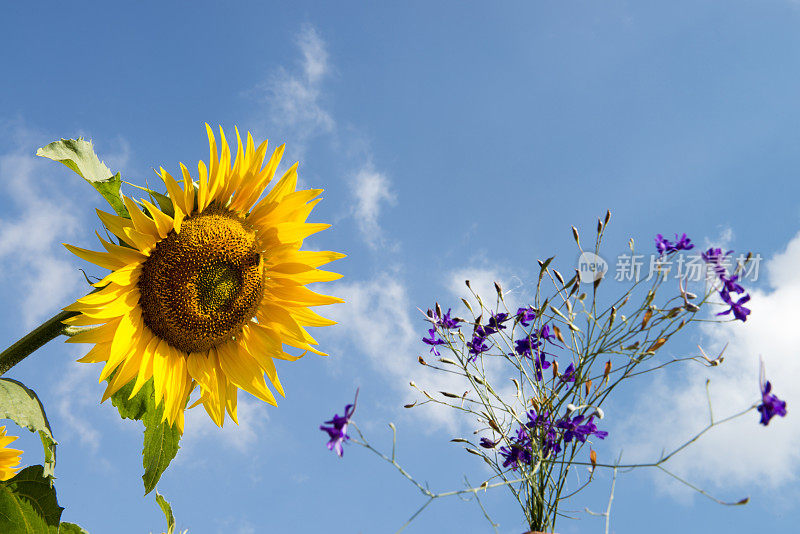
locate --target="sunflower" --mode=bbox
[63,126,344,432]
[0,426,22,481]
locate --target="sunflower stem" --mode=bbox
[0,310,80,376]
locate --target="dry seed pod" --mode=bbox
[585,380,593,396]
[553,325,565,343]
[641,308,653,330]
[418,356,427,365]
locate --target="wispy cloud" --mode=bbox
[256,25,334,162]
[350,163,396,249]
[0,134,83,328]
[255,25,398,251]
[180,395,271,455]
[614,231,800,498]
[53,361,105,452]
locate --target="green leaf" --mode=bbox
[0,466,63,534]
[110,379,181,495]
[0,379,57,479]
[36,138,128,217]
[155,491,175,534]
[58,523,89,534]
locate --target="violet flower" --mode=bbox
[320,389,358,457]
[516,306,537,327]
[427,307,461,329]
[560,362,576,383]
[717,289,751,322]
[422,327,446,355]
[758,361,787,426]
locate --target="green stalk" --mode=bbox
[0,310,79,376]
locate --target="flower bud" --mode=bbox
[572,226,580,247]
[566,403,577,413]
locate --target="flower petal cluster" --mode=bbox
[655,233,694,255]
[64,126,344,431]
[320,391,358,457]
[422,328,446,356]
[515,306,537,327]
[556,415,608,443]
[426,307,461,329]
[758,362,787,426]
[702,247,751,322]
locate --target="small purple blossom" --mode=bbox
[499,427,533,470]
[538,324,556,344]
[427,307,461,329]
[479,437,499,449]
[758,361,787,426]
[560,362,576,383]
[320,390,358,457]
[487,312,509,332]
[673,233,694,251]
[556,414,608,444]
[526,409,562,457]
[717,289,751,322]
[655,233,695,255]
[467,333,490,361]
[422,327,446,355]
[514,336,539,358]
[516,306,537,327]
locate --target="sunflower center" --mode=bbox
[138,205,263,353]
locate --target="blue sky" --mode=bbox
[1,1,799,532]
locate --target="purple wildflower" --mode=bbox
[560,362,576,383]
[499,427,533,470]
[479,437,498,449]
[427,307,461,329]
[487,312,509,332]
[557,414,608,444]
[538,324,556,344]
[467,333,489,361]
[320,389,358,457]
[758,361,787,426]
[514,336,539,358]
[422,327,446,355]
[656,233,694,255]
[655,234,672,255]
[721,274,745,294]
[717,289,751,322]
[516,306,537,327]
[673,233,694,251]
[526,409,562,457]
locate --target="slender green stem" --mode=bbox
[0,310,79,376]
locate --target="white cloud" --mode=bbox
[350,163,396,249]
[53,361,105,452]
[0,141,83,328]
[614,230,800,497]
[257,25,334,161]
[255,25,398,252]
[180,395,271,454]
